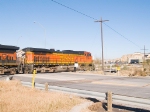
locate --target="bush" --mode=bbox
[129,69,147,76]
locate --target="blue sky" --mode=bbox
[0,0,150,59]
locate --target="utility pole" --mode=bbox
[95,18,109,74]
[141,45,148,71]
[141,45,148,63]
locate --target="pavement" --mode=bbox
[1,72,150,98]
[1,72,150,111]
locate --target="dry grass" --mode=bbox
[0,80,86,112]
[120,67,147,77]
[129,69,147,76]
[88,102,102,111]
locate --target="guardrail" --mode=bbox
[21,81,150,111]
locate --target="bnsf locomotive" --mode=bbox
[0,44,93,75]
[0,44,19,74]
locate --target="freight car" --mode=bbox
[0,44,19,74]
[17,47,93,74]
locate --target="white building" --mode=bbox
[120,52,150,63]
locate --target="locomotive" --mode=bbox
[0,44,19,74]
[0,44,93,74]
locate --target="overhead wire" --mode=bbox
[103,23,141,48]
[51,0,97,20]
[51,0,141,48]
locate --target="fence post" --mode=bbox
[45,82,48,91]
[107,91,112,112]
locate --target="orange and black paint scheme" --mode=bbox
[0,44,93,74]
[0,44,19,74]
[21,48,93,74]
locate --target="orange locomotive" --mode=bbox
[0,44,19,74]
[0,44,93,74]
[18,47,93,74]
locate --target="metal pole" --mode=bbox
[141,45,148,69]
[144,45,145,62]
[101,18,104,72]
[95,18,109,74]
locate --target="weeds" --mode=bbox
[129,68,147,77]
[0,80,86,112]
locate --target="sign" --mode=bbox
[117,67,120,71]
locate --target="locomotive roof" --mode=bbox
[22,47,50,53]
[0,44,19,50]
[22,47,89,55]
[62,50,85,54]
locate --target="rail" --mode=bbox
[21,81,150,110]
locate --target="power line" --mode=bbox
[103,23,141,48]
[51,0,97,20]
[51,0,141,48]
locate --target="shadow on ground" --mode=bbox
[86,97,150,112]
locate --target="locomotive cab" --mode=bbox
[0,44,19,74]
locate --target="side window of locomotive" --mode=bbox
[87,53,91,56]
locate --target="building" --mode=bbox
[120,52,150,63]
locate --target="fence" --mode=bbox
[21,81,150,111]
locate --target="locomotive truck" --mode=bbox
[0,44,93,74]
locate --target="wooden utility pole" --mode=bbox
[141,45,148,71]
[95,18,109,74]
[141,45,148,63]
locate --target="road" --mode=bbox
[1,72,150,99]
